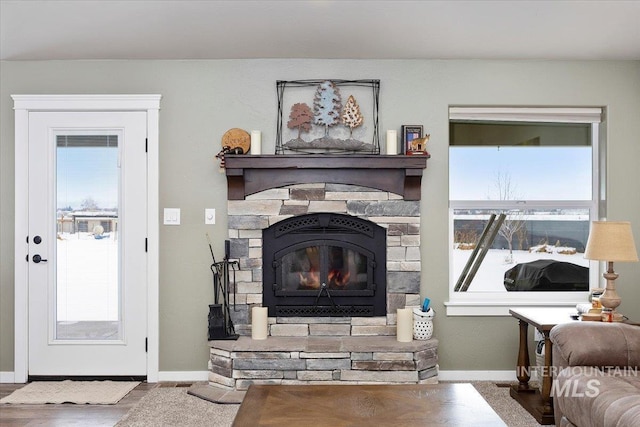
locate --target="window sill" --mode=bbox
[445,292,588,316]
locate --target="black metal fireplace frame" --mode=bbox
[263,213,387,317]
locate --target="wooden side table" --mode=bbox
[508,307,577,425]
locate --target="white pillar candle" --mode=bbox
[396,308,413,342]
[250,130,262,155]
[386,130,398,155]
[251,307,268,340]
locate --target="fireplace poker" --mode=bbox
[206,233,239,340]
[223,241,240,337]
[207,233,223,305]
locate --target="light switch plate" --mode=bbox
[205,208,216,225]
[164,208,181,225]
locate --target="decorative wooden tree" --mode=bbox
[341,95,364,138]
[313,81,342,136]
[287,103,313,139]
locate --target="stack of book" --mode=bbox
[576,303,602,321]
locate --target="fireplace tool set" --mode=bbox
[207,234,239,340]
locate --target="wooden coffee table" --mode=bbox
[232,383,506,426]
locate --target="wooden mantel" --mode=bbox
[224,154,429,200]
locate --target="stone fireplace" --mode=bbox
[206,155,438,391]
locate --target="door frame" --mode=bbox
[12,94,161,383]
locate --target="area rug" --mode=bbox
[471,382,544,427]
[116,382,543,427]
[116,387,239,427]
[0,380,139,405]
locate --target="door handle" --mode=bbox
[32,254,48,263]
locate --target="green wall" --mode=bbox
[1,59,639,374]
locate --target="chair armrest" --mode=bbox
[550,322,640,368]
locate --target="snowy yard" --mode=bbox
[452,246,589,292]
[56,232,118,321]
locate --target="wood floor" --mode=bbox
[0,382,191,427]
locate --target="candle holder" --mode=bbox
[386,130,398,155]
[250,130,262,155]
[251,307,268,340]
[396,308,413,342]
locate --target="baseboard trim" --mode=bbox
[157,371,209,382]
[155,370,518,383]
[2,370,212,384]
[0,372,16,383]
[438,370,516,382]
[3,370,523,384]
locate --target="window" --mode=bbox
[446,107,603,315]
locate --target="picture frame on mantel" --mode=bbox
[275,79,381,155]
[401,125,423,154]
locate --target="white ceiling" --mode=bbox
[1,0,639,61]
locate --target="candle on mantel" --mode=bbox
[386,130,398,155]
[250,130,262,155]
[251,306,268,340]
[396,308,413,342]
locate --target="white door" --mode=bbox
[27,111,148,376]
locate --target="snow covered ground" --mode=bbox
[452,246,589,292]
[56,232,118,321]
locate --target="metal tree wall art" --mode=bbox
[342,95,364,138]
[287,102,313,140]
[313,80,342,137]
[276,79,380,154]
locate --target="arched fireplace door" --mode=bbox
[262,213,387,317]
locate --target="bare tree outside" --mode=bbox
[80,196,99,211]
[489,172,525,263]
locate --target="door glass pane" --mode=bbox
[281,247,321,291]
[279,245,369,291]
[327,246,367,290]
[56,135,120,340]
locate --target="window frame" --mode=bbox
[445,107,603,316]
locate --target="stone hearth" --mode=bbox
[209,336,438,390]
[208,154,436,390]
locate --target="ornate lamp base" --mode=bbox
[599,263,623,322]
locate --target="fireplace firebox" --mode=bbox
[263,213,386,317]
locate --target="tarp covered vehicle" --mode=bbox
[504,259,589,291]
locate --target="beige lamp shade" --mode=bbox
[584,221,639,262]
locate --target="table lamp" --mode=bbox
[584,221,638,322]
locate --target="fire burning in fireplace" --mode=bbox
[297,246,353,289]
[328,269,351,288]
[299,268,352,289]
